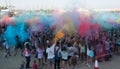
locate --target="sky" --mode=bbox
[0,0,120,10]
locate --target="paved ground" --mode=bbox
[0,48,120,69]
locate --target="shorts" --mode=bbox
[80,49,85,53]
[38,57,43,60]
[47,58,55,64]
[62,59,68,61]
[68,56,71,60]
[37,54,43,59]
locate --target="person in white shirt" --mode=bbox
[61,46,69,69]
[24,43,31,69]
[46,42,56,69]
[36,45,44,68]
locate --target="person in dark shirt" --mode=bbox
[14,35,23,56]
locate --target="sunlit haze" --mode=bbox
[0,0,120,10]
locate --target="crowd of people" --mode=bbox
[0,22,120,69]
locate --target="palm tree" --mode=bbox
[4,6,8,9]
[0,6,8,10]
[0,6,8,11]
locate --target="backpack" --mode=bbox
[55,52,59,60]
[54,47,60,60]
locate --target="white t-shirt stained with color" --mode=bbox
[46,43,55,59]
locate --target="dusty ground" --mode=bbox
[0,48,120,69]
